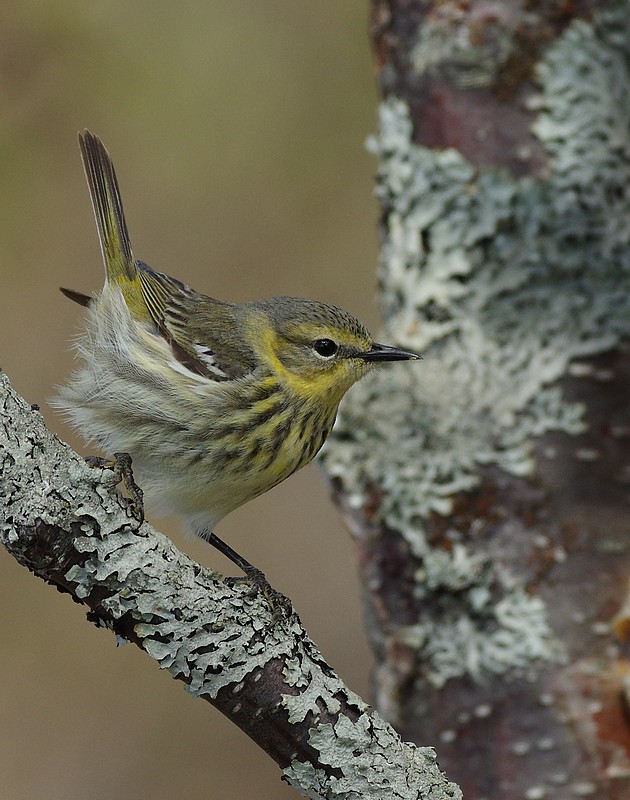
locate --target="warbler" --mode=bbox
[55,131,420,575]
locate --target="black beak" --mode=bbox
[359,342,422,362]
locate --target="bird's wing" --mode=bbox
[138,262,256,381]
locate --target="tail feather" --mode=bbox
[78,130,136,283]
[60,287,91,307]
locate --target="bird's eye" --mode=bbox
[313,338,338,358]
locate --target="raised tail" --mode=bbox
[77,132,154,323]
[78,130,136,284]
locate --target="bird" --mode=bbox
[55,130,421,580]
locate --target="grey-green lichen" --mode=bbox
[399,589,562,689]
[321,3,630,684]
[285,713,461,800]
[56,470,306,699]
[281,654,369,724]
[412,6,515,89]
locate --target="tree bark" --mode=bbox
[322,2,630,798]
[0,371,461,800]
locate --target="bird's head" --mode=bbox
[246,297,421,404]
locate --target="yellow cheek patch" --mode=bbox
[256,325,353,402]
[258,326,311,396]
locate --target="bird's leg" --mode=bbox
[206,531,293,619]
[85,451,144,524]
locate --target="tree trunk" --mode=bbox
[322,2,630,797]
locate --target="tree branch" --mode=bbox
[0,370,461,800]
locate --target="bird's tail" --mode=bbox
[77,130,148,319]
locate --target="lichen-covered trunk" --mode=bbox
[321,2,630,798]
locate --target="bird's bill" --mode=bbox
[359,342,422,362]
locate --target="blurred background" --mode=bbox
[1,2,384,798]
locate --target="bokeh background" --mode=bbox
[1,2,385,798]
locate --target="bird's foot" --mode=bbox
[225,566,294,622]
[85,451,144,524]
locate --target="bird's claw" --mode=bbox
[225,566,294,622]
[85,451,144,524]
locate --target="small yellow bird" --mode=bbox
[56,131,420,577]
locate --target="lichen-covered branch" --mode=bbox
[0,371,460,800]
[321,2,630,798]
